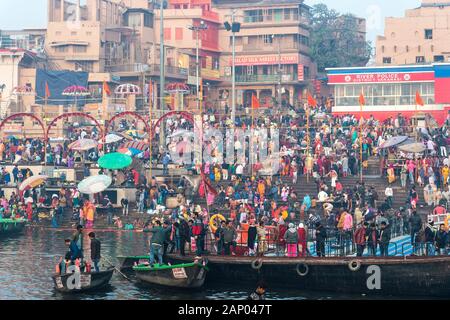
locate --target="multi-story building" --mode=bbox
[376,0,450,66]
[0,29,46,53]
[212,0,316,109]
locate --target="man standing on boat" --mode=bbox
[315,222,327,257]
[89,232,101,272]
[223,220,237,256]
[378,221,391,256]
[72,225,84,260]
[354,222,368,257]
[147,220,167,266]
[409,211,422,252]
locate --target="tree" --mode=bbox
[310,4,372,73]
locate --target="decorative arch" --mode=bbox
[0,113,46,139]
[106,111,151,137]
[151,111,196,140]
[46,112,104,140]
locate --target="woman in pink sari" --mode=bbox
[283,223,299,258]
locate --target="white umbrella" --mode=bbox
[77,175,112,195]
[101,133,123,144]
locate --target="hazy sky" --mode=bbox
[0,0,421,42]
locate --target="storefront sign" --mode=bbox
[297,64,304,81]
[328,72,434,84]
[231,55,298,66]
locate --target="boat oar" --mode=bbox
[103,256,132,282]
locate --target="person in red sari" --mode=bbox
[277,219,287,256]
[297,223,307,257]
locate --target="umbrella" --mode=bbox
[398,142,426,154]
[117,132,133,140]
[379,136,408,149]
[77,175,112,195]
[101,133,123,144]
[19,175,48,192]
[169,129,194,139]
[68,139,98,151]
[118,148,132,156]
[98,152,132,170]
[121,141,149,152]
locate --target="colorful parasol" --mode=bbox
[68,139,98,151]
[114,83,141,96]
[19,175,48,192]
[98,152,133,170]
[118,147,142,157]
[12,85,35,96]
[62,85,90,97]
[77,175,112,194]
[121,141,149,152]
[165,82,190,94]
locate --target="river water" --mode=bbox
[0,227,421,300]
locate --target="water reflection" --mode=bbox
[0,228,422,300]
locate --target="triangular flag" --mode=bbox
[307,92,317,107]
[45,82,51,99]
[359,92,365,106]
[416,91,424,106]
[103,81,111,96]
[251,94,260,109]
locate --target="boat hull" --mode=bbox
[52,268,114,293]
[167,255,450,297]
[134,263,207,289]
[0,220,26,236]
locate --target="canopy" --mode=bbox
[398,142,426,154]
[77,175,112,194]
[121,141,149,152]
[379,136,408,149]
[68,139,98,151]
[98,152,132,170]
[101,133,123,144]
[19,175,48,192]
[118,147,142,157]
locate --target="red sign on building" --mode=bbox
[328,72,434,84]
[297,64,304,81]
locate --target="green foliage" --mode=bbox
[310,4,372,72]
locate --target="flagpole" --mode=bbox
[359,91,364,184]
[251,94,255,177]
[149,80,153,183]
[306,100,310,184]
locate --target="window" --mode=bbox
[73,46,87,53]
[263,34,273,44]
[425,29,433,39]
[71,31,77,36]
[143,12,153,28]
[127,13,141,28]
[54,46,68,53]
[381,45,385,53]
[164,28,171,40]
[284,8,291,20]
[304,66,310,79]
[434,55,444,62]
[175,28,183,40]
[86,31,92,36]
[394,46,397,53]
[383,57,391,64]
[416,56,425,63]
[76,61,94,72]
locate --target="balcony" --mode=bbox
[242,15,309,26]
[235,74,296,83]
[105,63,188,79]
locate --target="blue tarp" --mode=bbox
[35,69,89,107]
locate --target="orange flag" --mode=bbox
[359,92,365,106]
[45,82,51,99]
[415,91,424,106]
[103,81,111,96]
[307,92,317,107]
[251,94,260,109]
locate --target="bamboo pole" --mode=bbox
[360,103,363,183]
[149,80,153,183]
[306,101,310,183]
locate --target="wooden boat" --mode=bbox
[52,267,115,293]
[0,218,26,236]
[117,255,150,271]
[133,259,208,289]
[166,254,450,297]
